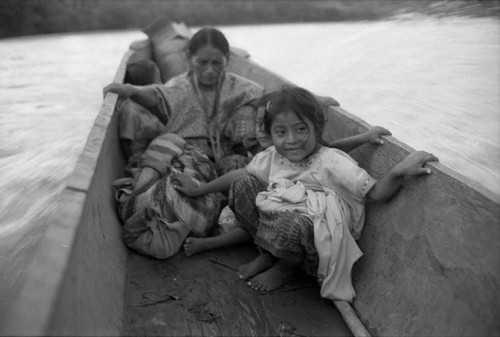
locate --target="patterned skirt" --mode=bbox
[116,138,252,259]
[229,175,319,276]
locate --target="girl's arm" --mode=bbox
[327,126,392,153]
[368,151,439,202]
[173,168,249,197]
[103,83,159,108]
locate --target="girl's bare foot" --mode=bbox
[183,237,207,257]
[237,253,274,280]
[247,263,294,292]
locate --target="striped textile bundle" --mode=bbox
[139,132,186,175]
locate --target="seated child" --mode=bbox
[118,60,165,169]
[173,86,438,301]
[182,90,392,257]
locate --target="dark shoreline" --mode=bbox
[1,0,499,39]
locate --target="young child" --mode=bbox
[173,86,438,301]
[119,60,165,167]
[182,92,391,257]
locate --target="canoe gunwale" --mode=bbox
[331,105,499,205]
[0,49,133,336]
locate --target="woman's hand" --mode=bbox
[171,173,202,197]
[103,83,131,98]
[364,126,392,145]
[394,151,439,176]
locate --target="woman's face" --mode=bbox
[270,110,317,163]
[189,44,227,88]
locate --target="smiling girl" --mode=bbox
[173,86,438,300]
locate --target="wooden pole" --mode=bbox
[334,300,371,337]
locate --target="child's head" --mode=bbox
[188,27,230,88]
[125,60,162,86]
[262,87,325,162]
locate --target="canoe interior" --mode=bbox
[1,26,499,337]
[124,243,351,336]
[123,41,353,337]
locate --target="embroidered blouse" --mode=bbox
[246,145,377,239]
[154,72,264,158]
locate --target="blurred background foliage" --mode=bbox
[0,0,499,38]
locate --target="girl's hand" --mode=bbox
[365,126,392,145]
[395,151,439,176]
[103,83,130,98]
[171,173,202,197]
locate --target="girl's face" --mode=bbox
[189,44,227,88]
[270,110,317,163]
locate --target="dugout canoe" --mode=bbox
[1,22,499,337]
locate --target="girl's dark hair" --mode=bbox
[188,27,230,59]
[263,86,325,142]
[125,60,159,86]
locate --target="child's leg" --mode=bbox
[244,210,313,291]
[182,175,265,257]
[237,249,274,280]
[230,175,267,237]
[183,227,250,256]
[247,256,301,292]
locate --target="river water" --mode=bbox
[0,18,499,312]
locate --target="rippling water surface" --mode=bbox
[0,18,499,312]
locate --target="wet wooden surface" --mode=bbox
[323,106,500,336]
[122,243,352,337]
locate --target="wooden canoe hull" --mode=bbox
[0,50,131,336]
[1,32,499,336]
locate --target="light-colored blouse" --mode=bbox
[247,145,376,238]
[247,145,377,302]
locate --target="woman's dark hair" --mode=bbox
[263,86,325,142]
[188,27,230,59]
[125,60,159,86]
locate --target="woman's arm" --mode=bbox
[327,126,392,153]
[130,167,160,198]
[368,151,439,202]
[103,83,159,108]
[173,168,249,197]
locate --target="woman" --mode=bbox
[104,27,264,259]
